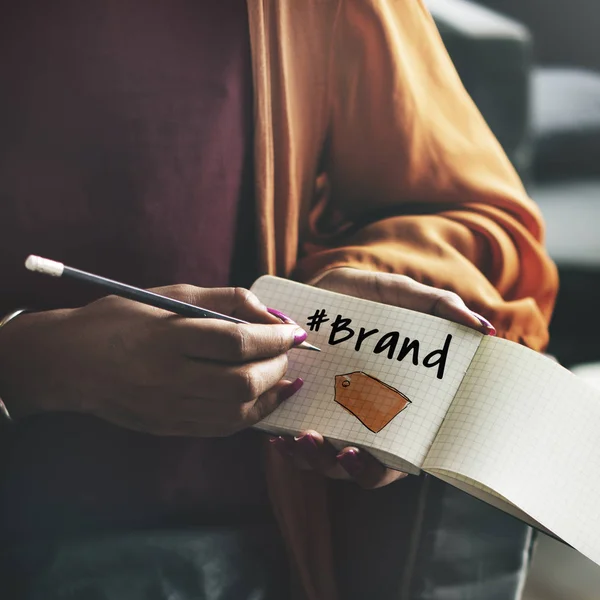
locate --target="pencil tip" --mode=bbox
[298,341,321,352]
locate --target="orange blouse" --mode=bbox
[246,1,558,598]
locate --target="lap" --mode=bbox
[0,524,289,600]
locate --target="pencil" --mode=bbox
[24,255,320,352]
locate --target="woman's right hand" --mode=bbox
[0,285,305,437]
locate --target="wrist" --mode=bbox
[0,308,73,420]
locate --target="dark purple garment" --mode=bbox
[0,0,268,541]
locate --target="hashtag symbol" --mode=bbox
[306,309,330,332]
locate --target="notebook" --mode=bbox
[250,275,600,568]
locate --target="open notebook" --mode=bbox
[251,276,600,568]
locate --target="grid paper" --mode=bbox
[250,276,482,472]
[424,336,600,567]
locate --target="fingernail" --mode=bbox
[294,328,308,346]
[267,307,298,325]
[470,311,496,336]
[294,432,320,460]
[269,436,294,458]
[277,377,304,402]
[267,308,307,346]
[337,448,363,477]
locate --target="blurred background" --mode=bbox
[426,1,600,598]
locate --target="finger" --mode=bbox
[150,285,273,323]
[179,353,291,403]
[322,270,495,336]
[244,377,304,425]
[292,430,346,477]
[379,274,496,335]
[336,447,408,489]
[165,319,307,362]
[365,272,489,333]
[161,376,303,436]
[269,431,350,479]
[267,434,330,473]
[266,308,300,326]
[432,294,496,335]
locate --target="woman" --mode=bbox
[0,0,557,598]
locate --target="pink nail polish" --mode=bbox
[293,329,308,346]
[267,307,298,325]
[470,311,497,336]
[337,448,364,477]
[277,377,304,403]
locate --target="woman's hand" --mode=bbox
[270,430,407,489]
[270,268,495,489]
[0,286,306,437]
[315,268,495,335]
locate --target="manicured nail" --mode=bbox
[470,311,496,336]
[267,307,298,325]
[269,436,294,457]
[294,328,308,346]
[294,432,320,460]
[267,309,307,346]
[337,448,364,477]
[277,377,304,402]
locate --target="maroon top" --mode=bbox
[0,0,268,541]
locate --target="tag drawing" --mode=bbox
[334,371,411,433]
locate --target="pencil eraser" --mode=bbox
[25,255,64,277]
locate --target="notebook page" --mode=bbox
[424,336,600,565]
[250,276,482,472]
[431,471,548,531]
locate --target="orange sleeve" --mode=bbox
[293,0,558,351]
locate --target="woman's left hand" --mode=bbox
[269,267,495,489]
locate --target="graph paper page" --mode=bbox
[424,336,600,566]
[250,276,482,471]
